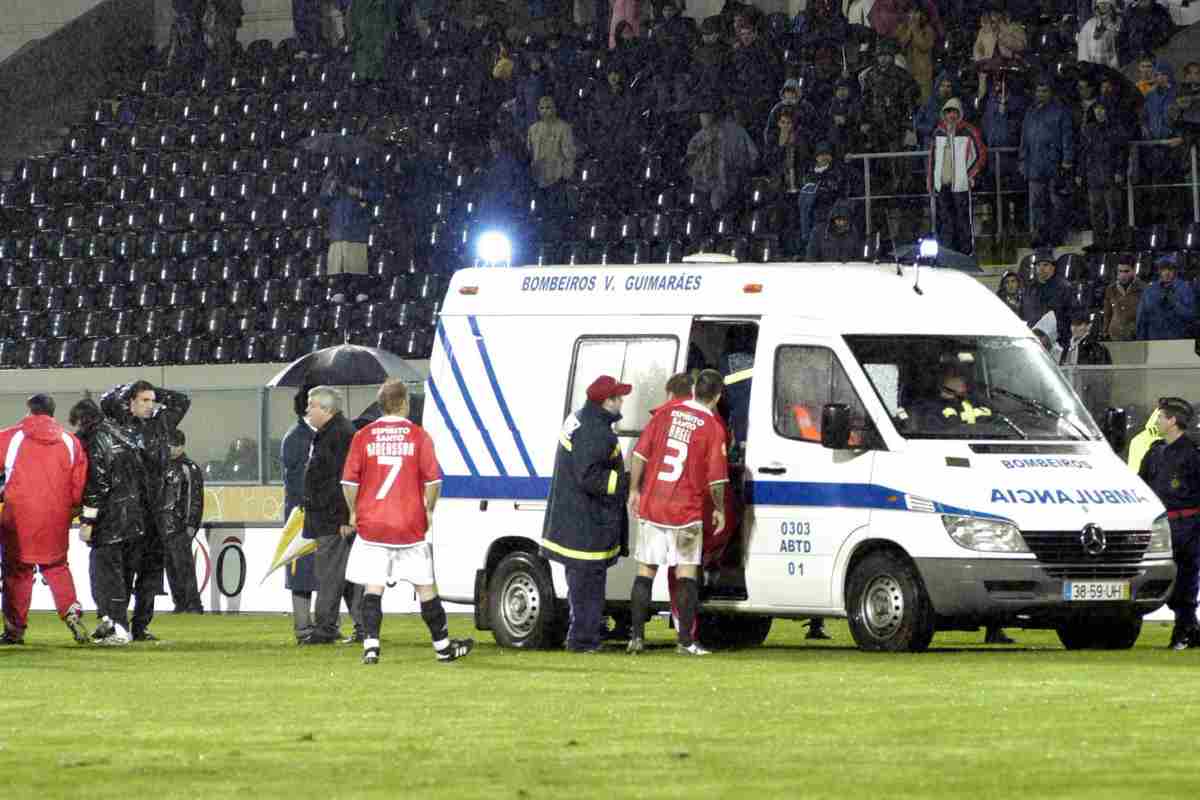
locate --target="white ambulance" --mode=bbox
[423,261,1176,652]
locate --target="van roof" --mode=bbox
[442,263,1031,337]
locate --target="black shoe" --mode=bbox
[0,630,25,645]
[1169,625,1193,651]
[984,627,1015,645]
[341,632,366,644]
[132,630,158,642]
[362,647,380,665]
[298,632,338,645]
[805,620,832,641]
[437,638,474,662]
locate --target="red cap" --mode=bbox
[586,375,633,404]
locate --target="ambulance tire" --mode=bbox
[488,552,566,650]
[697,613,773,650]
[846,550,936,652]
[1056,615,1142,650]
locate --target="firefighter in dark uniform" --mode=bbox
[541,375,631,653]
[1137,397,1200,650]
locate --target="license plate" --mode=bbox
[1062,581,1131,601]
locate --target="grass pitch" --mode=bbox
[2,612,1198,800]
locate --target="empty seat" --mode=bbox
[177,336,211,364]
[74,310,106,338]
[79,337,111,367]
[140,336,178,366]
[17,338,50,368]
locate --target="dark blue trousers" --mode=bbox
[1169,526,1200,626]
[565,565,606,650]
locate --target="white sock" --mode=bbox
[364,637,380,651]
[432,637,449,652]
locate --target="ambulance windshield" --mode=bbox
[844,335,1102,441]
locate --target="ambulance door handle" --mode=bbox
[757,465,787,475]
[514,502,548,511]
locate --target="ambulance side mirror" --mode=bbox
[1102,407,1127,455]
[821,403,852,450]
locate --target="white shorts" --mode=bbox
[635,521,702,567]
[345,538,435,588]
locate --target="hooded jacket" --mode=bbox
[915,70,957,145]
[1078,99,1130,187]
[996,269,1023,314]
[1020,95,1074,180]
[1021,271,1074,348]
[160,454,204,539]
[805,200,865,262]
[1127,408,1163,474]
[825,77,864,155]
[319,162,384,244]
[78,417,149,547]
[1144,60,1177,140]
[763,79,817,149]
[0,415,88,564]
[1136,276,1196,340]
[927,113,987,193]
[541,401,629,569]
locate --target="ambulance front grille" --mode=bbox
[1021,530,1151,564]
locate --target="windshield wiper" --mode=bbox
[990,387,1088,440]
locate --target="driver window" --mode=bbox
[773,346,872,444]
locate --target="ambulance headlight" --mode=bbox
[1148,514,1173,555]
[942,515,1029,552]
[477,230,511,265]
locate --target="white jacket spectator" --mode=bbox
[1077,0,1121,69]
[527,97,578,188]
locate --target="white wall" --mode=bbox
[0,0,105,63]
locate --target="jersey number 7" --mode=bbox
[376,455,404,499]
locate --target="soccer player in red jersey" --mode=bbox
[626,369,729,655]
[341,379,473,665]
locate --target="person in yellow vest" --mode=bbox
[1128,406,1164,474]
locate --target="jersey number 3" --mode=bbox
[657,439,687,483]
[376,455,404,499]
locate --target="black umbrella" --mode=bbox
[893,243,982,273]
[265,344,424,388]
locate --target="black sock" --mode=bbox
[420,597,449,648]
[361,593,382,642]
[677,578,698,647]
[630,576,653,640]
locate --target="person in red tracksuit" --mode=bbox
[0,394,90,645]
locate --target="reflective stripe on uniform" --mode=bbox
[725,368,753,385]
[559,433,573,452]
[606,470,618,495]
[541,537,621,561]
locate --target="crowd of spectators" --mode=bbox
[385,0,1199,260]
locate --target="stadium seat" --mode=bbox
[18,338,50,368]
[79,337,111,367]
[74,310,106,338]
[195,283,227,309]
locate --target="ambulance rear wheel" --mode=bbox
[698,613,773,649]
[488,552,565,650]
[1056,615,1142,650]
[846,550,936,652]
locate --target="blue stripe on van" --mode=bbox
[427,376,478,477]
[442,475,551,500]
[438,475,999,519]
[468,315,537,477]
[436,320,507,476]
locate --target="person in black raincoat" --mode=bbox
[281,386,320,641]
[71,399,149,646]
[797,141,853,247]
[1076,98,1130,247]
[100,380,191,641]
[160,429,204,614]
[805,199,865,262]
[541,375,631,653]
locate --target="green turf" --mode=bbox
[1,612,1197,800]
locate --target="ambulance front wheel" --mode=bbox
[488,552,567,649]
[846,550,936,652]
